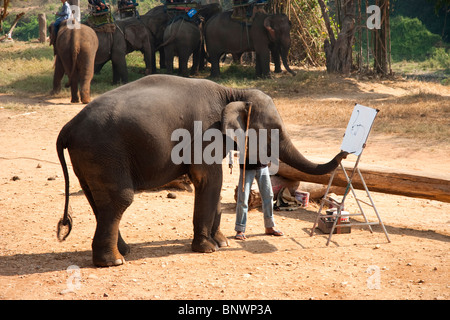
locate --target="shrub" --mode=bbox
[390,15,442,61]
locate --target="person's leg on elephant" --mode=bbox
[53,19,62,42]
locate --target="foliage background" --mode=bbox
[1,0,449,71]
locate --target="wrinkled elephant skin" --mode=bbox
[56,75,346,267]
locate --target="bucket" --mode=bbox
[294,190,309,207]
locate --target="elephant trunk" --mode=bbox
[281,46,296,76]
[278,131,347,175]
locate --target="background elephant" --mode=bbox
[160,19,202,76]
[93,18,152,84]
[141,3,221,74]
[49,20,98,104]
[56,74,347,267]
[159,4,221,76]
[205,11,296,78]
[141,5,170,73]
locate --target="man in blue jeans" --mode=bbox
[53,0,72,37]
[235,160,283,240]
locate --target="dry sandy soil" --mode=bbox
[0,76,449,302]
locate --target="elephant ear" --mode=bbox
[221,101,252,134]
[124,25,145,49]
[49,23,55,46]
[264,16,276,41]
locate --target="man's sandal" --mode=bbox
[235,233,246,240]
[265,229,284,236]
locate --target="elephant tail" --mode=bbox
[68,20,81,86]
[156,33,176,51]
[156,20,183,50]
[56,127,73,242]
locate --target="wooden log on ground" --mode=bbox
[277,161,450,203]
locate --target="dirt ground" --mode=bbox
[0,77,449,301]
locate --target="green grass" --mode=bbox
[1,41,449,144]
[0,41,150,96]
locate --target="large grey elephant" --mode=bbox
[205,11,296,78]
[56,74,347,267]
[49,20,98,103]
[93,18,152,84]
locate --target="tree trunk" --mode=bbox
[277,161,450,203]
[38,13,46,43]
[319,0,356,74]
[0,0,10,33]
[373,0,390,75]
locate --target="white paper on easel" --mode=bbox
[341,104,378,156]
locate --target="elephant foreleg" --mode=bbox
[255,49,271,78]
[112,53,128,84]
[270,44,282,73]
[189,164,225,253]
[211,200,229,248]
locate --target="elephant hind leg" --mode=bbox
[70,72,80,103]
[79,56,95,104]
[91,187,134,267]
[77,167,134,267]
[51,56,64,95]
[209,54,221,78]
[178,53,190,77]
[80,180,130,258]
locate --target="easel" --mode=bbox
[310,104,391,246]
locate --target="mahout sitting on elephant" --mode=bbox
[56,74,347,267]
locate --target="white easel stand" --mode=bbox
[310,149,391,246]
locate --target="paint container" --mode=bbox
[326,208,350,223]
[294,190,309,207]
[319,209,351,234]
